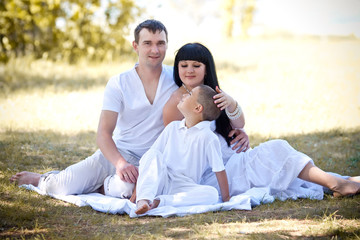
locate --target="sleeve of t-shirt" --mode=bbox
[148,121,174,153]
[207,136,225,173]
[102,75,124,113]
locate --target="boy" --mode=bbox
[134,85,230,214]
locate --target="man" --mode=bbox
[10,19,177,198]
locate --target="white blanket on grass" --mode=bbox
[22,183,324,218]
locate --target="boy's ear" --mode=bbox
[195,104,203,113]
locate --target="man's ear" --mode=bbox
[132,41,138,53]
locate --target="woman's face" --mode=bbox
[178,60,206,90]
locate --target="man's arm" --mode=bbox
[96,110,138,183]
[215,170,230,202]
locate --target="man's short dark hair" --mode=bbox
[134,19,168,43]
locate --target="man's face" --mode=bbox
[133,28,167,69]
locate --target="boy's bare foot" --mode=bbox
[332,179,360,197]
[151,199,160,209]
[9,171,41,186]
[135,200,150,215]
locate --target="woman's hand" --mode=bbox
[213,86,237,111]
[229,128,250,153]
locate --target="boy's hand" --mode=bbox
[222,195,230,202]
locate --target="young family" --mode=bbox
[10,19,360,215]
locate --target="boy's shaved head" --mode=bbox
[196,85,221,121]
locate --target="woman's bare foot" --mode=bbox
[9,171,41,186]
[135,200,151,215]
[348,176,360,183]
[332,179,360,197]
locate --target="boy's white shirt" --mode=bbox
[148,119,225,184]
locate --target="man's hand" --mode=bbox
[229,128,250,153]
[116,161,139,183]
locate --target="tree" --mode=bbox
[223,0,256,38]
[0,0,141,63]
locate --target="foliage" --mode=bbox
[223,0,256,38]
[0,0,141,63]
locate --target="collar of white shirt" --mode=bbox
[178,119,212,131]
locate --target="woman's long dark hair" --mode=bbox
[174,43,232,146]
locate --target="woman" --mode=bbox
[163,42,360,199]
[163,42,248,152]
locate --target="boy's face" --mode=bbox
[177,86,201,116]
[133,28,167,69]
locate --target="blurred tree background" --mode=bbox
[0,0,141,63]
[223,0,256,38]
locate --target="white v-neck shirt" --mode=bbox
[102,64,177,159]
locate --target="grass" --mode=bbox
[1,36,360,239]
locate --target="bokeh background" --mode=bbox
[1,2,360,238]
[1,0,360,137]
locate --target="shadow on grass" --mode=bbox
[0,128,359,239]
[0,130,97,172]
[249,128,360,176]
[1,128,359,174]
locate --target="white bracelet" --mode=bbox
[225,102,243,120]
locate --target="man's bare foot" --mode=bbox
[135,200,150,215]
[9,171,41,186]
[332,179,360,197]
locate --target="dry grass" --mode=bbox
[1,36,360,239]
[213,37,360,137]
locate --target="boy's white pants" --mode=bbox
[136,149,219,207]
[38,149,137,197]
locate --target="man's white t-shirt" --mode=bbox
[149,119,225,184]
[102,64,177,160]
